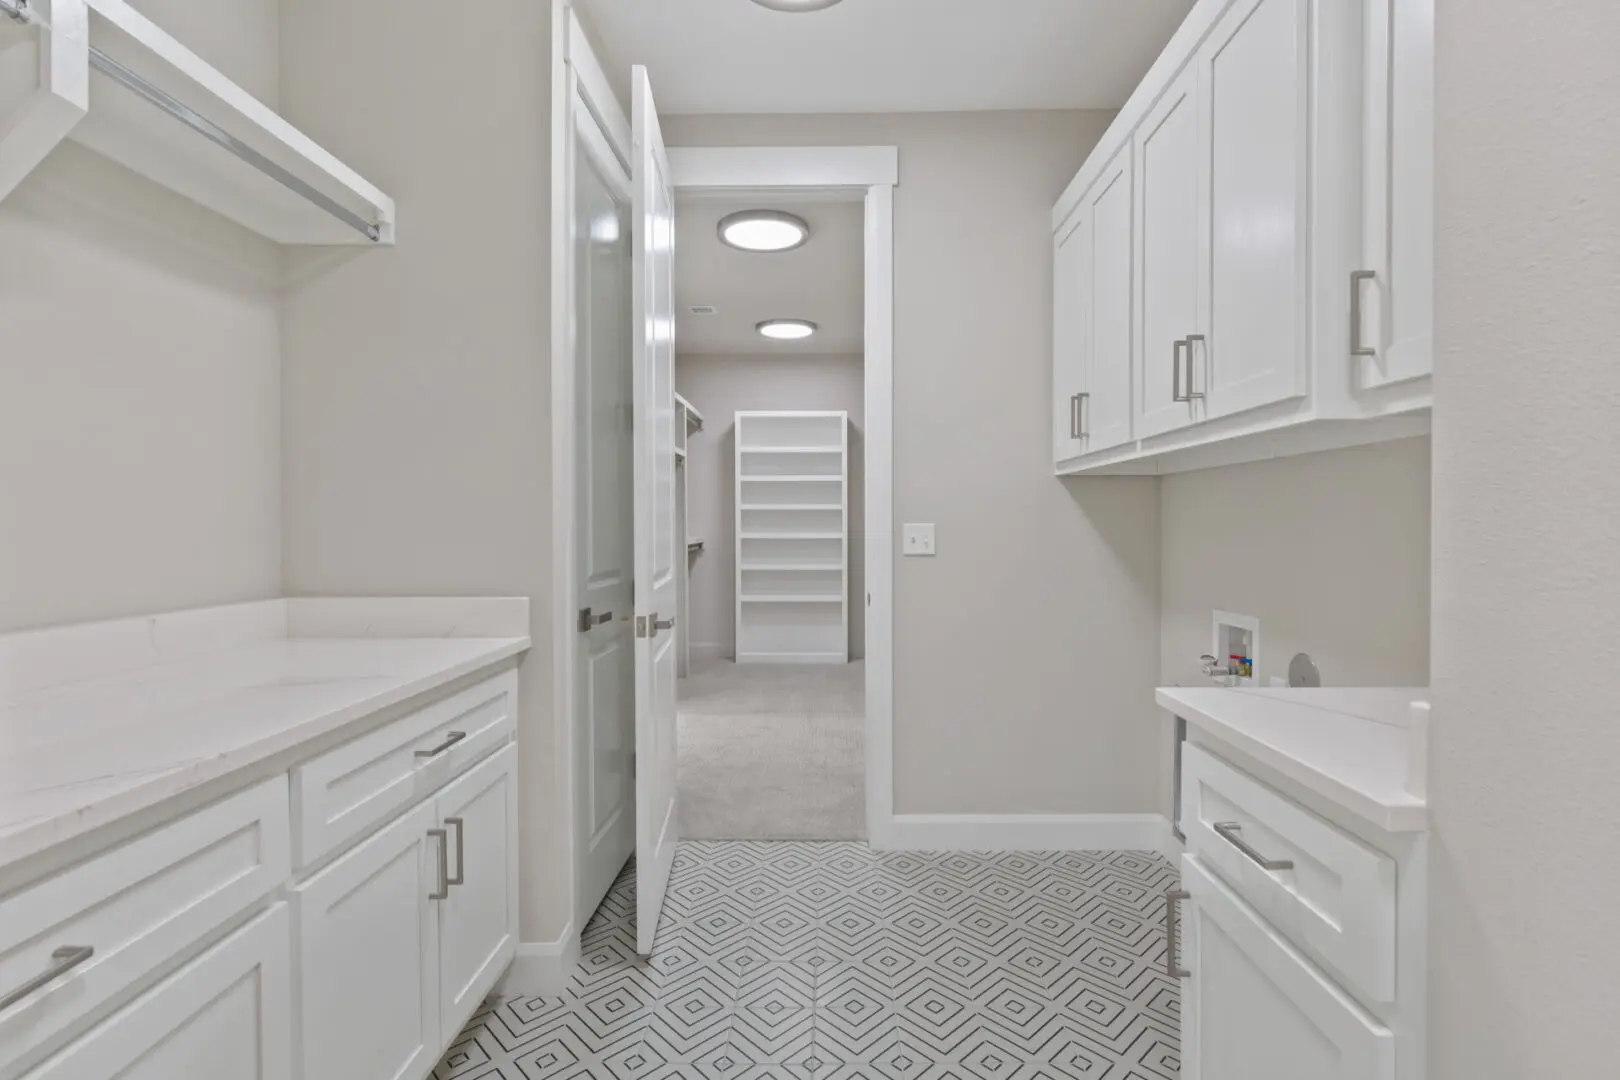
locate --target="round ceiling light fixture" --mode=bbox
[757,319,818,341]
[718,210,811,253]
[749,0,846,11]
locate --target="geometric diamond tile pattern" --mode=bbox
[434,842,1180,1080]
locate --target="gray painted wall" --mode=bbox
[0,0,281,634]
[676,353,866,661]
[664,112,1164,817]
[1429,0,1620,1074]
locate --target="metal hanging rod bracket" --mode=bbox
[86,45,380,242]
[1,0,32,25]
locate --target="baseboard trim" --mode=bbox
[875,813,1173,853]
[691,642,727,663]
[495,921,578,998]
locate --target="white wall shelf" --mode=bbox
[735,412,849,666]
[0,0,394,244]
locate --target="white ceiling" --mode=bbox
[583,0,1196,115]
[676,196,864,356]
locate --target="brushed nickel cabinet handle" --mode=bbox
[415,730,467,758]
[1164,890,1191,979]
[1351,270,1377,357]
[445,817,465,886]
[428,828,450,900]
[1214,822,1295,871]
[1172,339,1188,402]
[1071,392,1090,439]
[0,946,95,1011]
[1184,334,1206,400]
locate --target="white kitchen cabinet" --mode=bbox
[1052,145,1133,466]
[20,906,291,1080]
[1197,0,1310,420]
[1134,60,1202,439]
[1354,0,1434,389]
[1179,856,1395,1080]
[293,802,441,1080]
[435,744,519,1041]
[1052,0,1434,475]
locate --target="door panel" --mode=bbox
[1199,0,1309,418]
[292,803,439,1080]
[1356,0,1433,388]
[1052,207,1089,464]
[1137,62,1203,438]
[572,81,636,925]
[630,64,678,957]
[437,745,519,1040]
[1181,856,1394,1080]
[1085,149,1134,452]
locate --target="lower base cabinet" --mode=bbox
[22,906,292,1080]
[1180,856,1394,1080]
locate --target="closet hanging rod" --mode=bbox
[86,45,381,242]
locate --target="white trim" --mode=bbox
[495,922,579,998]
[669,146,899,191]
[880,814,1174,854]
[564,8,629,168]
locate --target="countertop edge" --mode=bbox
[0,635,531,875]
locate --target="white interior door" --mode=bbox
[572,82,637,926]
[630,64,679,957]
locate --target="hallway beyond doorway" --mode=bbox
[678,661,864,840]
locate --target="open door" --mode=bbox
[630,64,678,957]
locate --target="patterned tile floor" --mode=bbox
[434,842,1180,1079]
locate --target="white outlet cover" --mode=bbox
[903,523,936,556]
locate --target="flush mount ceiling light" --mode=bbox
[718,210,810,253]
[757,319,818,341]
[749,0,846,11]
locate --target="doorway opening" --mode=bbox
[671,195,867,841]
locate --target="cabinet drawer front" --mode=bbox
[20,904,291,1080]
[1182,743,1396,1002]
[1182,856,1393,1080]
[292,671,517,869]
[0,777,290,1067]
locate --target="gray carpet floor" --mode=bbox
[677,660,864,841]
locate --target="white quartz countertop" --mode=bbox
[1157,686,1429,832]
[0,598,530,873]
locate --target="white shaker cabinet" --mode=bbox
[293,802,442,1080]
[1179,857,1395,1080]
[435,744,520,1041]
[1355,0,1434,389]
[1053,146,1133,466]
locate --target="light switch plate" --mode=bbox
[903,523,936,557]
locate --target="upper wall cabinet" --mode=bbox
[1052,0,1433,475]
[0,0,394,244]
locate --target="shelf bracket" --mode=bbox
[0,0,89,205]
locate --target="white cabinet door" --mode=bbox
[1083,147,1135,453]
[293,802,439,1080]
[1052,205,1089,464]
[1180,857,1394,1080]
[21,905,290,1080]
[1197,0,1310,419]
[1355,0,1433,388]
[1135,60,1203,438]
[436,744,519,1040]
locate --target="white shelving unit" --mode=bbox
[674,395,703,678]
[734,411,849,665]
[0,0,394,244]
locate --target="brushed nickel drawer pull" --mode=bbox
[428,828,450,900]
[0,945,95,1011]
[445,816,465,886]
[1214,821,1295,871]
[1164,891,1190,979]
[415,730,467,758]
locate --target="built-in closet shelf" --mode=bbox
[740,595,843,604]
[0,0,395,243]
[735,412,850,666]
[680,395,704,435]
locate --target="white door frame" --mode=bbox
[551,4,902,945]
[665,145,898,852]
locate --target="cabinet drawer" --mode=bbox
[0,777,289,1072]
[1182,742,1397,1002]
[19,904,291,1080]
[291,671,517,869]
[1181,855,1394,1080]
